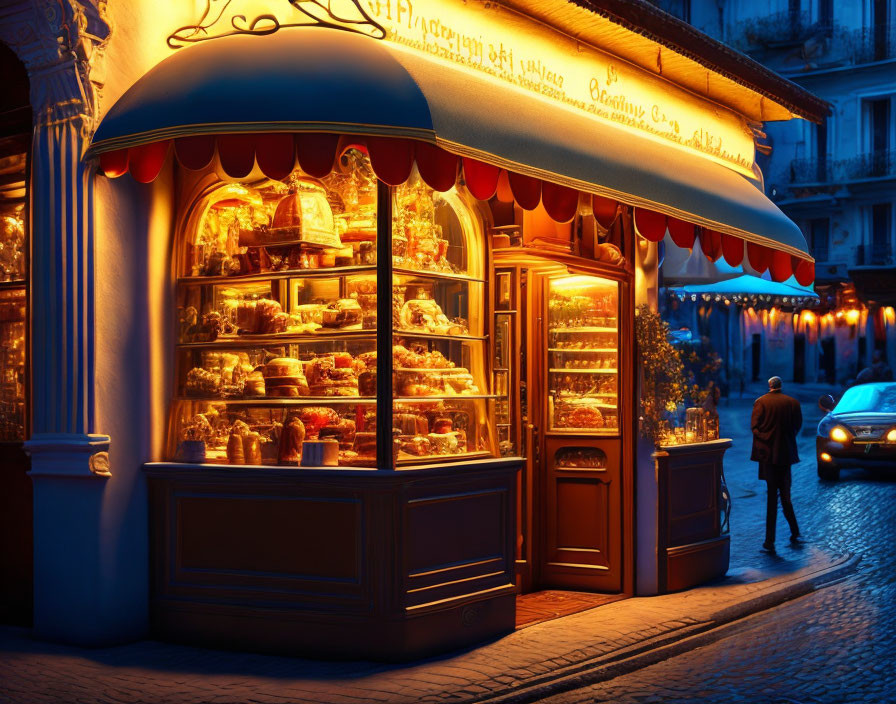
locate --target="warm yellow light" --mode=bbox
[801,310,816,325]
[552,274,613,292]
[885,307,896,325]
[819,452,832,462]
[887,429,896,443]
[829,426,850,443]
[845,309,861,325]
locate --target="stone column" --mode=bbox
[1,0,117,643]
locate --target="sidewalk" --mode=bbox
[0,547,857,704]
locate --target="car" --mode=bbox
[816,382,896,481]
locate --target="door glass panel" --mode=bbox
[547,274,619,434]
[555,447,607,469]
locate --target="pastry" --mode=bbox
[299,406,340,437]
[358,370,377,396]
[242,432,262,464]
[433,417,453,434]
[278,415,306,464]
[352,431,377,456]
[307,356,359,396]
[226,420,251,464]
[265,357,302,377]
[400,435,432,456]
[186,367,223,396]
[243,370,265,397]
[320,299,362,328]
[428,432,459,454]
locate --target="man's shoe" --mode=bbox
[761,542,777,554]
[790,535,805,545]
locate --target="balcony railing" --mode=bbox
[843,23,896,64]
[785,150,896,185]
[727,17,896,67]
[856,242,894,266]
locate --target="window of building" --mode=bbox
[870,203,893,264]
[809,218,830,262]
[862,96,894,178]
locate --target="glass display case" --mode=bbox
[0,200,26,441]
[391,175,495,465]
[169,155,497,468]
[546,274,619,434]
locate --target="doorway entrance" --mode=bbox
[498,259,631,596]
[752,333,762,381]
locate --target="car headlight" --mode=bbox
[887,428,896,443]
[830,426,851,443]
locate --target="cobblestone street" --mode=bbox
[0,384,883,704]
[545,384,896,703]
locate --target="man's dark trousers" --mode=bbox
[762,462,799,544]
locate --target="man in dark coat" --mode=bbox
[751,376,803,553]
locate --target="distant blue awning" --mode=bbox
[669,274,818,301]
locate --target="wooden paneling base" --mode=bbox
[654,440,731,594]
[145,459,520,661]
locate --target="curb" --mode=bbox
[473,552,860,704]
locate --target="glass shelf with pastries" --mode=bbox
[169,398,378,468]
[177,271,378,344]
[392,398,497,465]
[391,174,485,281]
[391,335,496,465]
[546,274,620,435]
[179,148,377,282]
[0,287,25,441]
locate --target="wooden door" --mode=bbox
[536,270,626,593]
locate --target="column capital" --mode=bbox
[0,0,111,131]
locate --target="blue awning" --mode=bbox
[89,27,811,260]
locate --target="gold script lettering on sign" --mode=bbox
[366,0,756,176]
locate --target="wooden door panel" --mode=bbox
[542,438,622,591]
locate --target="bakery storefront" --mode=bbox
[11,0,826,660]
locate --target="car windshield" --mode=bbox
[834,383,896,413]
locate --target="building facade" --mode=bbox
[654,0,896,385]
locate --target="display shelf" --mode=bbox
[394,394,498,401]
[177,396,376,405]
[549,368,618,374]
[392,331,487,342]
[178,265,378,286]
[549,326,618,333]
[177,330,377,348]
[396,450,492,465]
[548,348,617,353]
[393,267,486,283]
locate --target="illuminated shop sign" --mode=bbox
[169,0,756,176]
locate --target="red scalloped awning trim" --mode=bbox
[462,157,500,200]
[794,258,814,287]
[700,228,723,262]
[93,135,813,281]
[769,249,793,282]
[667,217,695,249]
[721,233,744,266]
[634,208,667,242]
[542,181,578,223]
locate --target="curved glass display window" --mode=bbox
[180,148,377,280]
[170,150,379,468]
[392,176,483,279]
[547,275,619,434]
[169,154,498,468]
[391,177,495,465]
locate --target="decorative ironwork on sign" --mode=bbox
[167,0,386,48]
